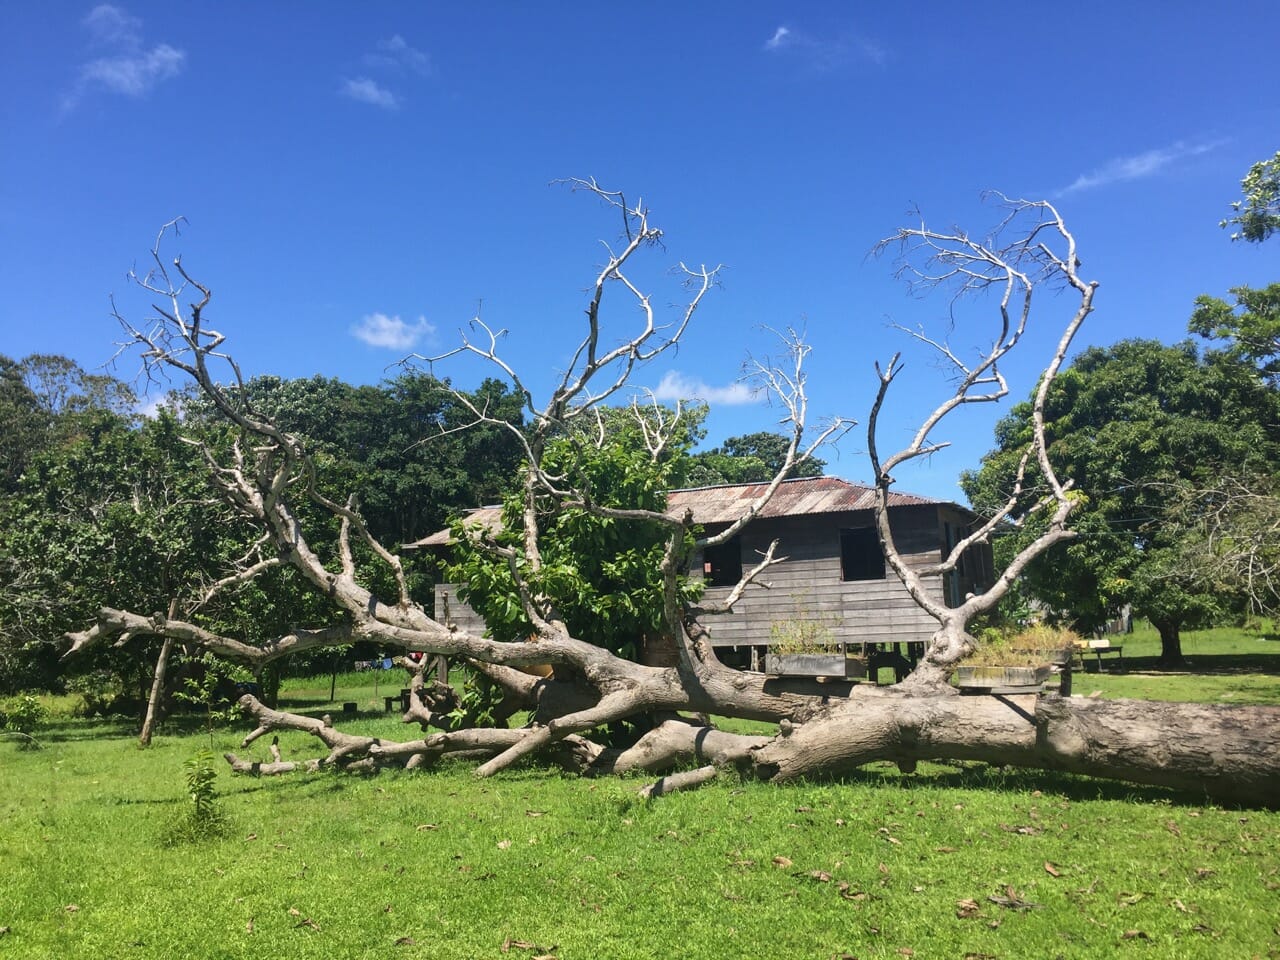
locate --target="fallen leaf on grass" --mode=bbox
[0,927,10,936]
[416,823,438,831]
[502,937,558,955]
[1164,820,1181,837]
[934,846,958,854]
[963,953,998,959]
[1193,868,1215,880]
[772,855,793,868]
[1171,898,1190,913]
[1121,930,1149,940]
[525,810,546,818]
[395,936,416,946]
[295,917,321,931]
[497,840,512,850]
[245,917,254,934]
[837,883,867,901]
[987,886,1040,911]
[896,949,914,957]
[65,904,79,913]
[1044,861,1062,877]
[797,870,833,883]
[956,898,982,919]
[244,833,258,841]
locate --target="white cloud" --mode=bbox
[83,4,141,46]
[1060,140,1224,195]
[64,5,184,109]
[653,371,759,406]
[351,313,435,350]
[763,23,886,68]
[368,34,431,75]
[81,44,185,96]
[341,76,400,110]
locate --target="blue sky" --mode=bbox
[2,2,1277,501]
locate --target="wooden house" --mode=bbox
[414,476,992,667]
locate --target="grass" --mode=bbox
[2,624,1279,959]
[1064,622,1280,705]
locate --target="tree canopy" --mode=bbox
[963,339,1280,663]
[686,430,826,486]
[1222,149,1280,244]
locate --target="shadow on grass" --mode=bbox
[1082,651,1280,676]
[813,760,1238,810]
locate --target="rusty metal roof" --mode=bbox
[408,477,950,548]
[666,476,943,526]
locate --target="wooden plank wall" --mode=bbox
[699,506,946,648]
[432,505,977,649]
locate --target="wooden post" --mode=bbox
[139,598,178,748]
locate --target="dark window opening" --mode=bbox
[703,538,742,587]
[840,527,885,582]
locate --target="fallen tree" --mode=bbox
[68,183,1280,807]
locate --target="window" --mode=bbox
[702,538,742,587]
[840,527,885,581]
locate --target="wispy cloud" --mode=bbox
[364,34,431,75]
[351,313,435,350]
[343,35,430,109]
[341,77,400,110]
[1060,140,1225,195]
[763,23,887,69]
[653,371,759,406]
[64,4,185,109]
[765,26,792,50]
[84,4,140,45]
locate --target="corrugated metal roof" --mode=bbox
[410,505,505,547]
[666,476,942,525]
[408,477,950,548]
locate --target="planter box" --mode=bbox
[765,653,868,679]
[954,664,1052,693]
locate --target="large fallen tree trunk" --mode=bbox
[64,185,1280,812]
[216,672,1280,808]
[749,687,1280,807]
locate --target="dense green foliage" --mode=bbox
[686,430,825,486]
[963,340,1280,662]
[0,358,527,696]
[449,407,704,660]
[1222,149,1280,243]
[1190,283,1280,382]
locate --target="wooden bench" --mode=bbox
[1075,639,1124,671]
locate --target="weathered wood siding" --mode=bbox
[432,504,993,649]
[697,505,948,648]
[432,584,488,637]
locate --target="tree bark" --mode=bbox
[750,686,1280,808]
[138,637,172,747]
[138,599,179,747]
[1152,618,1187,666]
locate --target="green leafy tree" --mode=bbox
[1189,284,1280,381]
[449,405,703,660]
[686,431,825,486]
[1222,149,1280,243]
[0,406,234,695]
[963,339,1280,664]
[0,355,45,492]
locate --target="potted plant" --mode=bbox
[953,625,1078,692]
[765,612,867,679]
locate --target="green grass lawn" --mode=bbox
[2,625,1278,959]
[1064,623,1280,705]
